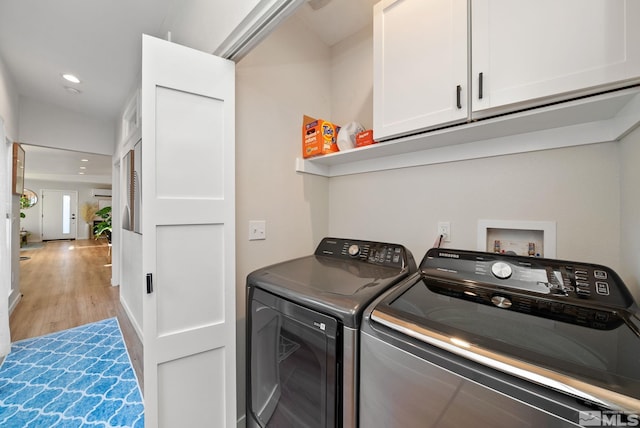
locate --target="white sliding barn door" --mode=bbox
[141,35,236,428]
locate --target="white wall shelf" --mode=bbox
[296,86,640,177]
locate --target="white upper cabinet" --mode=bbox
[373,0,468,141]
[472,0,640,117]
[373,0,640,141]
[298,0,640,176]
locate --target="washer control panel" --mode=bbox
[420,248,634,310]
[315,237,410,269]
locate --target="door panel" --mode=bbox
[41,189,77,241]
[155,87,225,199]
[158,348,226,428]
[373,0,468,140]
[141,35,236,428]
[156,224,225,336]
[472,0,640,114]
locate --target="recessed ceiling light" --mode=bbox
[62,73,81,84]
[81,159,89,162]
[79,166,87,170]
[78,172,85,175]
[64,86,82,94]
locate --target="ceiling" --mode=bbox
[22,145,113,186]
[0,0,376,183]
[0,0,173,121]
[297,0,377,47]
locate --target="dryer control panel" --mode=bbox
[420,248,635,310]
[315,237,411,269]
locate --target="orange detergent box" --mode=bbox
[355,129,375,147]
[302,115,340,158]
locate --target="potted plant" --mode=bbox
[93,206,112,243]
[80,202,99,237]
[19,195,30,218]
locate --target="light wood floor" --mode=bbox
[11,239,143,391]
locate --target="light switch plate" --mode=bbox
[249,220,266,241]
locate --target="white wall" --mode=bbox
[113,85,142,340]
[330,24,374,128]
[19,96,115,155]
[619,125,640,300]
[235,14,333,421]
[0,53,21,315]
[328,143,621,268]
[120,229,142,338]
[0,54,19,140]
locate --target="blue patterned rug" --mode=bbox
[0,318,144,427]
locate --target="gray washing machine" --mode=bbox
[246,237,416,428]
[360,248,640,427]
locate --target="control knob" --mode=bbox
[348,244,360,257]
[491,262,513,279]
[491,295,512,309]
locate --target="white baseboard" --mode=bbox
[8,292,21,315]
[119,295,143,342]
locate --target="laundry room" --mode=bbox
[236,1,640,425]
[1,0,639,426]
[235,2,640,289]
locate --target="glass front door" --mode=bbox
[249,288,338,428]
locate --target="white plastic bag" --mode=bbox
[337,122,365,151]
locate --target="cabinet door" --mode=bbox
[472,0,640,116]
[373,0,468,141]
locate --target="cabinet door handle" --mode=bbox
[479,72,484,99]
[456,85,462,109]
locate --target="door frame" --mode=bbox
[0,118,12,356]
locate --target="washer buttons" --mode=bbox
[594,270,608,280]
[596,282,610,296]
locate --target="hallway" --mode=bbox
[10,239,143,390]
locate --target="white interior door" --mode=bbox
[141,35,236,428]
[41,189,77,241]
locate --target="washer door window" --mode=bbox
[250,288,338,428]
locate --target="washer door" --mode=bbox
[249,287,338,428]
